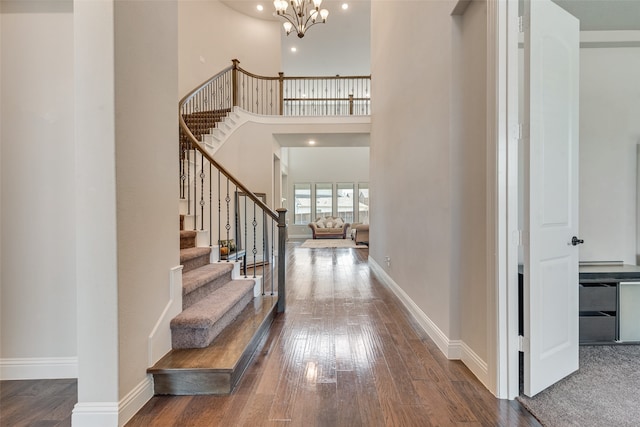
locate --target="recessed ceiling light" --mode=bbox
[342,3,349,10]
[291,47,297,52]
[308,140,316,145]
[256,4,264,11]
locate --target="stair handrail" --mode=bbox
[179,74,279,223]
[179,67,287,312]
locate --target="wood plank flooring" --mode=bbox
[128,241,540,426]
[0,378,76,427]
[0,242,541,426]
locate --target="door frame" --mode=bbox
[487,0,521,399]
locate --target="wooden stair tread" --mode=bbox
[151,294,277,373]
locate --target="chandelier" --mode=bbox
[273,0,329,38]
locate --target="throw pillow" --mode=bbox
[325,220,334,228]
[316,220,325,228]
[334,218,344,227]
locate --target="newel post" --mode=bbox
[232,59,240,108]
[278,72,285,115]
[276,208,287,312]
[348,94,354,115]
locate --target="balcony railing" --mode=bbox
[180,59,371,121]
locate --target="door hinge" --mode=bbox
[514,229,527,246]
[518,335,529,353]
[518,16,524,33]
[517,123,529,143]
[518,15,529,33]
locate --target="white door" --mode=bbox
[522,0,580,397]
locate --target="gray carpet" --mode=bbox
[517,345,640,426]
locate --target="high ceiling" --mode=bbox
[222,0,371,76]
[221,0,640,75]
[222,0,640,31]
[220,0,640,148]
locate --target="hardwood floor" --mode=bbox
[128,241,540,426]
[0,242,540,426]
[0,378,76,427]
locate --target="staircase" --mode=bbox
[180,107,232,153]
[150,60,299,396]
[147,218,278,395]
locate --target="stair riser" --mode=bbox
[182,253,210,273]
[180,235,196,249]
[153,371,232,395]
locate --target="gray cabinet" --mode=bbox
[579,264,640,345]
[579,283,617,344]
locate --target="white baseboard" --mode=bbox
[148,265,183,367]
[71,376,154,427]
[71,402,118,427]
[368,256,490,387]
[461,341,490,388]
[118,376,154,427]
[368,257,459,359]
[0,356,78,380]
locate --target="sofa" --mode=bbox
[308,216,350,239]
[351,223,369,244]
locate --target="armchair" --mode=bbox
[351,223,369,244]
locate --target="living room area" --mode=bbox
[282,144,369,243]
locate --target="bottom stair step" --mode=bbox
[171,279,255,349]
[149,294,278,395]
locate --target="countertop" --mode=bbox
[579,264,640,282]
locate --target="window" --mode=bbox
[358,183,369,223]
[315,183,333,218]
[337,183,355,223]
[293,183,311,225]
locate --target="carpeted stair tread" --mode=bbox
[171,279,255,349]
[180,246,210,263]
[183,263,233,300]
[180,246,212,273]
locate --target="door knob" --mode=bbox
[571,236,584,246]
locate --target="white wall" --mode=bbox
[370,0,457,343]
[452,0,489,368]
[287,146,370,237]
[579,47,640,264]
[1,1,77,378]
[114,0,179,403]
[73,0,120,421]
[73,1,179,425]
[214,122,281,208]
[178,0,281,97]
